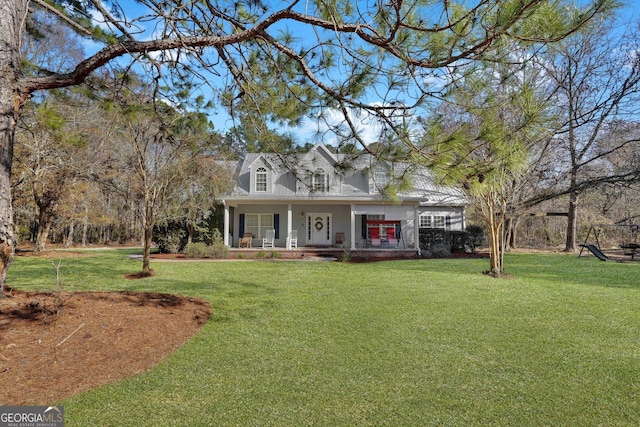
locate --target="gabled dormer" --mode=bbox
[249,155,276,194]
[369,162,391,194]
[296,143,340,194]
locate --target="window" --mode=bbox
[312,168,328,192]
[419,215,432,228]
[245,214,274,239]
[420,215,450,230]
[372,165,388,192]
[255,167,267,192]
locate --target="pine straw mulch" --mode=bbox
[0,287,211,405]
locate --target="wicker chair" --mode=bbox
[239,233,253,248]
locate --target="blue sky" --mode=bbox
[212,0,640,146]
[81,0,640,147]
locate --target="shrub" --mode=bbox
[205,242,228,259]
[207,229,229,259]
[184,242,208,258]
[431,243,451,258]
[155,228,185,254]
[466,225,485,248]
[419,228,481,254]
[183,239,229,259]
[420,243,451,258]
[448,231,468,252]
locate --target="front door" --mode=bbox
[307,213,332,246]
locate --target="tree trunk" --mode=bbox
[0,110,15,286]
[34,220,52,252]
[129,198,137,243]
[565,190,579,252]
[187,223,195,244]
[82,205,88,246]
[34,200,55,251]
[65,219,75,248]
[484,195,505,276]
[0,0,29,293]
[102,225,110,245]
[505,216,518,251]
[142,224,152,274]
[488,219,503,275]
[0,111,16,287]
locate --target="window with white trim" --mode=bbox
[255,167,267,192]
[245,214,274,239]
[420,214,451,230]
[312,168,328,192]
[370,164,389,193]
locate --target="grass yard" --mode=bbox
[7,250,640,426]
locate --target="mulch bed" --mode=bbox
[0,288,210,405]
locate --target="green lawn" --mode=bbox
[7,250,640,426]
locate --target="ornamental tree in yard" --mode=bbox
[420,46,552,276]
[0,0,613,289]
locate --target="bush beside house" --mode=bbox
[419,226,484,258]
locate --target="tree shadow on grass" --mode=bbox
[124,270,155,279]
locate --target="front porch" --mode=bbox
[223,202,423,251]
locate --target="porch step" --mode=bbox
[301,251,339,259]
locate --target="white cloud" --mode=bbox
[295,106,386,147]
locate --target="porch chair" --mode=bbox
[239,232,253,248]
[387,228,398,247]
[287,230,298,248]
[262,229,275,248]
[370,228,381,247]
[335,232,345,248]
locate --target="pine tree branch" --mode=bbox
[31,0,92,37]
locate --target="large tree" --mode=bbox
[522,17,640,250]
[96,73,221,274]
[421,43,551,275]
[13,93,104,251]
[0,0,612,287]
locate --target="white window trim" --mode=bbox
[371,165,388,192]
[312,168,328,192]
[255,167,268,192]
[245,213,274,239]
[433,215,445,229]
[419,214,432,228]
[419,214,451,230]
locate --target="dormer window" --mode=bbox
[255,167,267,192]
[370,164,389,193]
[312,168,328,192]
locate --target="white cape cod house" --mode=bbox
[221,143,468,254]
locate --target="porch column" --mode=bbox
[287,204,293,249]
[462,207,466,230]
[223,201,230,247]
[414,205,420,255]
[350,204,356,250]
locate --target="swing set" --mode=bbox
[579,223,640,261]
